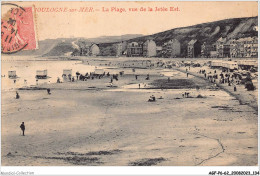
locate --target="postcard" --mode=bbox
[1,1,258,175]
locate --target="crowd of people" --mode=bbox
[56,71,121,85]
[197,68,251,91]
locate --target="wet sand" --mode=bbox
[1,57,258,166]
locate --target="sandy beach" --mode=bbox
[1,57,258,166]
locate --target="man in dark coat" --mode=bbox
[16,92,20,99]
[20,122,25,136]
[47,88,51,95]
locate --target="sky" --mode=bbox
[2,1,258,41]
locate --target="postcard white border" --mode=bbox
[0,0,259,175]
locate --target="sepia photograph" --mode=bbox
[0,1,259,174]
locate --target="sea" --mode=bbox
[1,56,96,91]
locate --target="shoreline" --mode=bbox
[173,67,258,112]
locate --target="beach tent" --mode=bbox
[8,71,17,78]
[36,70,48,79]
[220,61,238,71]
[211,60,222,68]
[238,60,257,67]
[227,61,238,70]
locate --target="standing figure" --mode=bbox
[146,74,150,80]
[47,88,51,95]
[16,92,20,99]
[20,122,25,136]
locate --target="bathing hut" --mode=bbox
[221,61,238,71]
[210,60,222,68]
[8,71,17,78]
[237,60,258,70]
[36,70,48,79]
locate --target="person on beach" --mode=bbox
[16,92,20,99]
[76,72,80,80]
[187,73,189,78]
[139,84,140,89]
[150,95,156,101]
[20,122,25,136]
[14,80,16,83]
[146,74,150,80]
[47,88,51,95]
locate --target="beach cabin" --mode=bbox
[237,60,258,70]
[36,70,48,79]
[210,60,222,68]
[221,61,238,71]
[8,71,17,78]
[226,61,238,70]
[63,69,72,76]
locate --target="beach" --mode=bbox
[1,57,258,166]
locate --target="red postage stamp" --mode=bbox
[1,3,37,54]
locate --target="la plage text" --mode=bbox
[35,6,180,13]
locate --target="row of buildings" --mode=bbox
[116,36,258,58]
[219,37,258,58]
[186,36,258,58]
[116,39,182,58]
